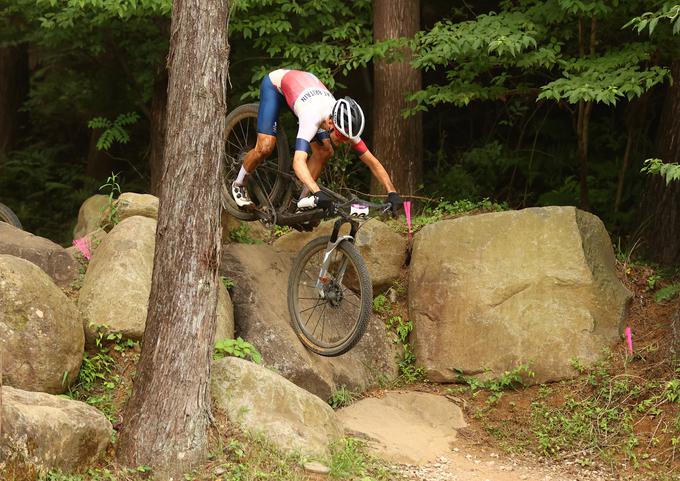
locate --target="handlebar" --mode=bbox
[331,197,393,220]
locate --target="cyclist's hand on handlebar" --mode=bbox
[387,192,404,217]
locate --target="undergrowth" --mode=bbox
[530,353,680,469]
[373,283,425,385]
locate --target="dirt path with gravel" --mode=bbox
[335,390,618,481]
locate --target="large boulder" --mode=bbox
[0,223,78,287]
[221,212,271,244]
[221,243,399,400]
[78,216,233,343]
[274,219,406,290]
[211,357,343,460]
[0,386,112,471]
[114,192,159,222]
[337,392,467,465]
[73,194,108,239]
[0,255,84,393]
[409,206,632,384]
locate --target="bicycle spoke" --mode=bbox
[319,303,328,340]
[238,119,247,147]
[300,301,324,314]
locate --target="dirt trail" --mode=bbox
[336,391,616,481]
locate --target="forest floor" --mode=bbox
[7,242,680,481]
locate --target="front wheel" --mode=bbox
[0,203,22,229]
[287,236,372,356]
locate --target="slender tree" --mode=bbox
[116,0,229,475]
[0,44,28,155]
[640,59,680,265]
[371,0,423,197]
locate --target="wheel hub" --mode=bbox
[324,283,344,307]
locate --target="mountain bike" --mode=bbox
[0,202,22,229]
[222,103,394,356]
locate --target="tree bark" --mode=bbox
[640,59,680,266]
[371,0,422,197]
[0,44,29,155]
[116,0,229,476]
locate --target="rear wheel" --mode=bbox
[0,203,22,229]
[222,103,290,220]
[287,235,372,356]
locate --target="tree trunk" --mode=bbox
[116,0,229,476]
[149,71,168,196]
[576,99,592,210]
[86,128,115,180]
[0,44,29,154]
[640,59,680,266]
[371,0,422,197]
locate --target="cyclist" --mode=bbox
[231,68,403,216]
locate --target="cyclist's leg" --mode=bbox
[232,75,284,207]
[237,74,283,181]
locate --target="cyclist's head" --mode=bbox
[332,96,365,140]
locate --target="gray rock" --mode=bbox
[274,219,406,290]
[211,357,343,459]
[78,216,233,343]
[221,211,271,244]
[0,255,84,393]
[0,223,79,288]
[0,386,112,471]
[73,194,109,239]
[78,216,156,342]
[114,192,159,222]
[221,243,399,400]
[409,206,632,384]
[337,391,467,465]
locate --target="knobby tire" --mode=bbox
[287,235,372,356]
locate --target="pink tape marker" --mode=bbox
[72,237,92,260]
[624,326,633,354]
[403,201,412,240]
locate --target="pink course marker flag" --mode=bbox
[624,326,633,354]
[72,237,92,260]
[403,201,412,240]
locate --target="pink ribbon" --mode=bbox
[625,326,633,354]
[72,237,92,260]
[404,201,412,240]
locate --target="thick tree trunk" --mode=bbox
[149,71,168,196]
[116,0,229,476]
[0,44,29,154]
[640,59,680,266]
[371,0,422,197]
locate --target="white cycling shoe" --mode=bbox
[231,182,253,208]
[296,195,317,210]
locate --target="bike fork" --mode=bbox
[315,218,359,297]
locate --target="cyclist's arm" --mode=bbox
[292,149,321,194]
[358,149,396,193]
[293,116,325,193]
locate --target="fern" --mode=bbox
[655,284,680,303]
[88,112,140,151]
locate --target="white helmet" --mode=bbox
[332,96,365,140]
